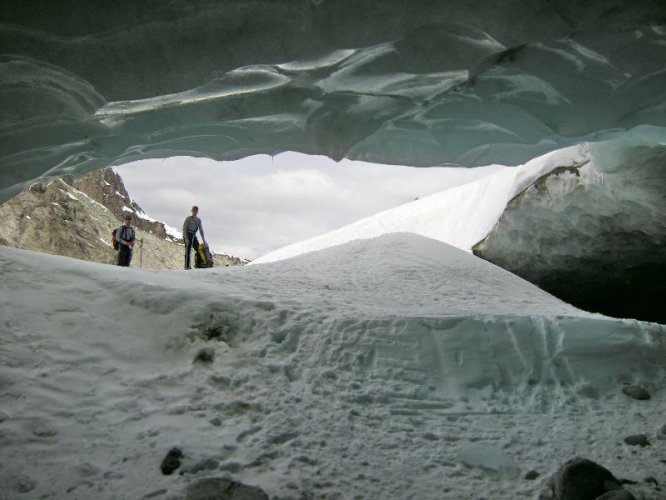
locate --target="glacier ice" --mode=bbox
[474,127,666,323]
[1,1,666,200]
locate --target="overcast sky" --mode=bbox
[115,153,503,260]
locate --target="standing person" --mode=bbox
[115,215,136,267]
[183,205,205,270]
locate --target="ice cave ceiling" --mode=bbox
[1,0,666,199]
[1,1,665,322]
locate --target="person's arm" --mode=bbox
[198,218,205,242]
[183,218,189,244]
[127,227,135,247]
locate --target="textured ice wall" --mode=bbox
[474,127,666,323]
[1,1,665,200]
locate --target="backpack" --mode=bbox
[112,228,119,250]
[195,242,214,268]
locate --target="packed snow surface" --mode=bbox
[1,233,664,499]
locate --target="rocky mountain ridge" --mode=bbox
[0,168,245,269]
[65,168,174,241]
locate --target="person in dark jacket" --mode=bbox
[183,205,206,270]
[115,215,136,267]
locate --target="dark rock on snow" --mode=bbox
[185,477,269,500]
[623,434,650,447]
[194,347,215,364]
[160,447,183,475]
[525,470,540,480]
[644,476,659,487]
[621,385,651,401]
[539,457,624,500]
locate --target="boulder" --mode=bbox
[540,457,622,500]
[621,385,651,401]
[623,434,650,447]
[160,447,183,475]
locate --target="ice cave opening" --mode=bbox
[1,0,665,323]
[116,139,666,325]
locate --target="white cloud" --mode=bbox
[115,153,503,260]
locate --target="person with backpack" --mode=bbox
[183,205,206,270]
[115,215,136,267]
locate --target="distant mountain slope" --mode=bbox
[0,168,244,269]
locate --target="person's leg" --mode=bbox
[185,234,193,269]
[118,248,130,267]
[193,236,200,268]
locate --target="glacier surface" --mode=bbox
[0,233,664,498]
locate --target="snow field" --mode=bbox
[0,233,664,499]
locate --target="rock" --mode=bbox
[185,477,269,500]
[539,457,621,500]
[194,347,215,364]
[160,447,183,475]
[525,470,540,480]
[623,434,650,447]
[594,490,637,500]
[622,385,651,400]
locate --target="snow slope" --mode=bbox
[1,232,664,499]
[252,144,590,264]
